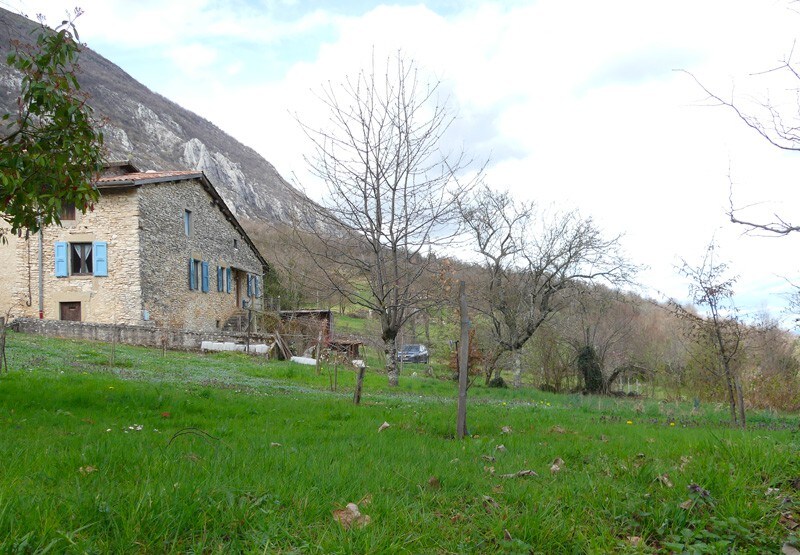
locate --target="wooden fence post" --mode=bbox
[457,280,469,439]
[354,359,366,405]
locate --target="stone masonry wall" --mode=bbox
[4,190,143,324]
[11,318,274,350]
[138,179,264,331]
[0,232,21,315]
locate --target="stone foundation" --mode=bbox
[10,317,274,351]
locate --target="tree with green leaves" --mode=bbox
[1,10,104,237]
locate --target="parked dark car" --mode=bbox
[397,344,429,364]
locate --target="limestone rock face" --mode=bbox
[0,8,309,227]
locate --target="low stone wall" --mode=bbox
[10,318,274,351]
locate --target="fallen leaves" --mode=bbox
[550,458,564,475]
[333,502,371,530]
[377,421,390,432]
[501,426,512,434]
[679,499,694,510]
[495,444,507,452]
[780,512,800,531]
[655,474,673,488]
[427,476,441,490]
[78,465,97,475]
[500,469,538,479]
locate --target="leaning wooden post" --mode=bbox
[354,359,366,405]
[353,346,366,405]
[315,331,323,376]
[457,280,469,439]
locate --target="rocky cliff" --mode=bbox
[0,8,307,225]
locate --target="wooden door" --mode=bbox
[60,302,81,321]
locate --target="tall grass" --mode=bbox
[0,331,796,552]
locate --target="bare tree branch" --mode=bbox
[293,52,480,386]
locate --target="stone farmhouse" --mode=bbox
[0,162,269,332]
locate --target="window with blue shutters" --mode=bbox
[54,242,68,277]
[201,261,209,293]
[247,274,252,297]
[93,242,108,276]
[226,267,232,294]
[189,258,197,290]
[217,266,223,292]
[56,241,109,277]
[254,276,261,297]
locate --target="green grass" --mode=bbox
[0,331,798,553]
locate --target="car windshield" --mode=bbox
[401,345,421,353]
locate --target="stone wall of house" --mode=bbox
[4,190,143,324]
[0,232,22,316]
[11,318,274,350]
[138,179,264,331]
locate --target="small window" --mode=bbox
[60,203,76,221]
[184,209,192,236]
[189,258,202,290]
[70,243,93,275]
[233,238,238,249]
[60,301,81,321]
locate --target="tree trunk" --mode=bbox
[735,376,746,429]
[483,349,501,385]
[723,369,737,426]
[512,349,522,388]
[385,337,399,386]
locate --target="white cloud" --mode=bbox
[9,0,800,315]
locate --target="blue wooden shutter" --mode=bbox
[201,261,209,293]
[189,258,196,290]
[93,241,108,276]
[217,266,223,292]
[54,242,68,277]
[255,276,261,297]
[226,267,232,294]
[247,274,252,296]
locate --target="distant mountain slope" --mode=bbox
[0,8,308,225]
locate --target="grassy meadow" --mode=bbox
[0,331,798,553]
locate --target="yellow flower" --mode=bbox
[670,422,676,427]
[626,420,633,425]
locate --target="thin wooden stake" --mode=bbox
[457,280,469,439]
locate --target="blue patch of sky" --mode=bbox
[577,46,702,95]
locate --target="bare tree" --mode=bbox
[672,242,746,428]
[560,287,647,394]
[685,56,800,235]
[459,185,633,386]
[295,53,476,386]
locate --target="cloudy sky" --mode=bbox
[6,0,800,321]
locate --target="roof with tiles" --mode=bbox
[96,170,203,187]
[93,162,269,270]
